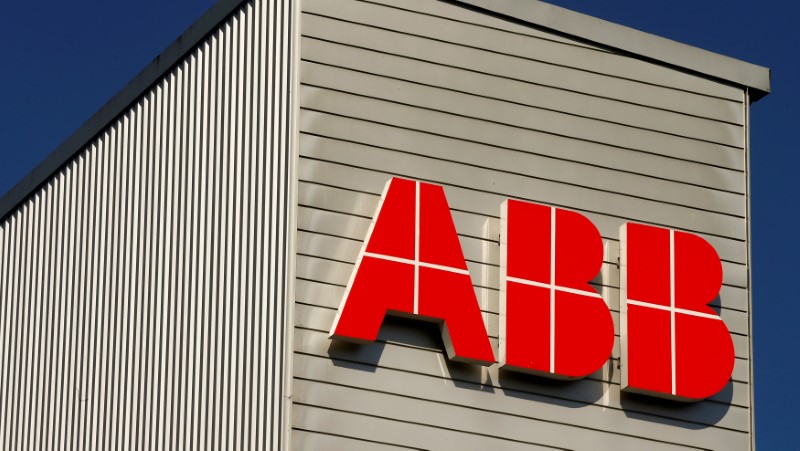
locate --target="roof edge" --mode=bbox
[1,0,772,221]
[0,0,248,221]
[454,0,771,100]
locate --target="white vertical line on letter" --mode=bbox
[414,181,420,315]
[550,207,556,374]
[670,230,677,396]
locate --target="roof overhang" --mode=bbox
[454,0,771,101]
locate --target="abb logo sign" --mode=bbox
[329,178,735,402]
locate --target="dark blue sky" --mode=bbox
[0,0,794,447]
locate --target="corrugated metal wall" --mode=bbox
[294,0,752,449]
[0,0,295,449]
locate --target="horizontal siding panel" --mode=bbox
[301,81,744,174]
[293,354,749,449]
[325,0,745,103]
[295,379,707,451]
[299,89,745,191]
[299,107,744,214]
[302,38,744,154]
[301,62,733,156]
[293,404,562,451]
[292,429,418,450]
[302,75,744,181]
[297,146,746,246]
[301,12,744,126]
[301,84,744,182]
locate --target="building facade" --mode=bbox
[0,0,770,449]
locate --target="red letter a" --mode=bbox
[329,177,495,366]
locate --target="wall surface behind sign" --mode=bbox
[293,0,752,449]
[0,0,294,449]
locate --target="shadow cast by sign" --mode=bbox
[328,316,496,394]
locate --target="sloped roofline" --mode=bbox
[0,0,248,222]
[456,0,770,99]
[0,0,771,220]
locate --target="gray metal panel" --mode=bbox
[299,108,745,220]
[292,428,418,451]
[308,0,747,104]
[302,38,744,149]
[300,93,745,193]
[0,0,295,449]
[292,403,565,451]
[294,0,752,449]
[301,9,745,127]
[298,143,747,250]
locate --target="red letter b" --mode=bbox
[620,223,735,401]
[500,200,614,379]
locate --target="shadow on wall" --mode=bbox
[326,312,735,430]
[326,339,384,374]
[320,192,734,431]
[619,382,734,430]
[328,316,496,393]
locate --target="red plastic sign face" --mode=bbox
[329,177,736,402]
[329,177,495,366]
[620,223,735,401]
[500,200,614,379]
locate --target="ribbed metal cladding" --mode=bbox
[0,0,295,449]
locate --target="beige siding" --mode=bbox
[294,0,750,449]
[0,0,294,449]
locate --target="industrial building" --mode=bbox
[0,0,769,449]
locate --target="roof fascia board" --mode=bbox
[0,0,248,221]
[454,0,770,100]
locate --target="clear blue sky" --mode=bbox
[0,0,794,447]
